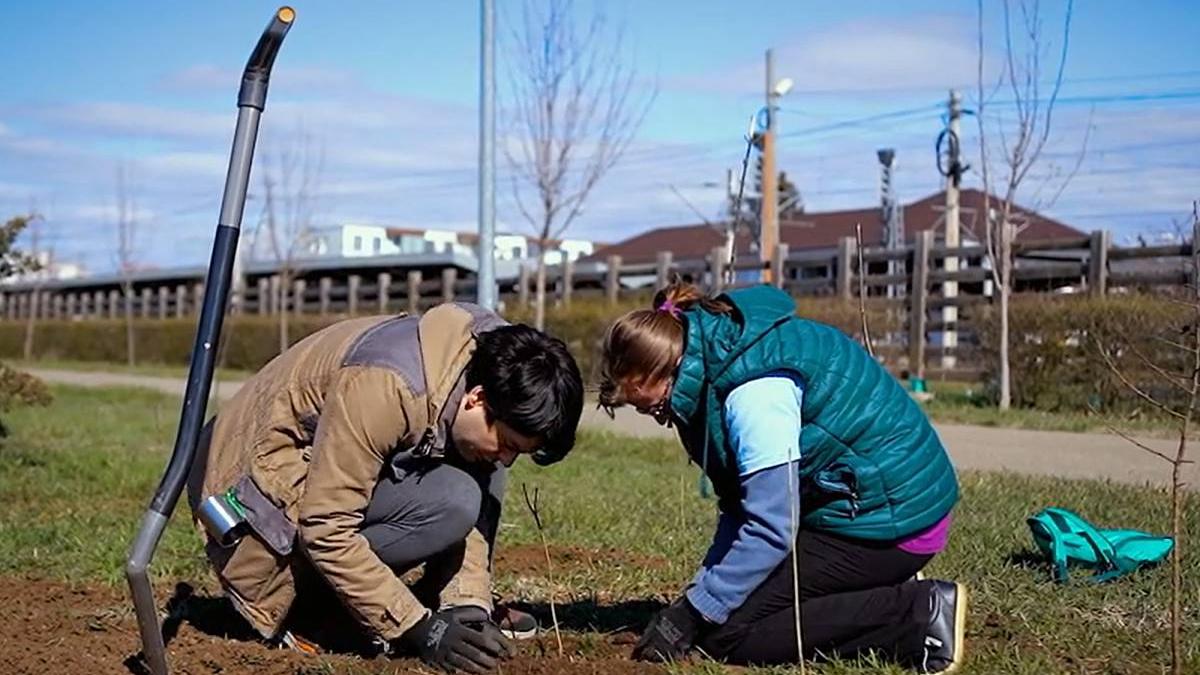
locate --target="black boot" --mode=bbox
[918,580,967,673]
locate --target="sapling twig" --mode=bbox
[1094,200,1197,675]
[855,223,875,358]
[521,483,563,657]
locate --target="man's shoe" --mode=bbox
[493,604,539,640]
[920,580,967,673]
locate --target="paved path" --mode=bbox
[30,368,1197,488]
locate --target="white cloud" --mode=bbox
[68,203,157,223]
[0,180,36,200]
[140,151,228,178]
[41,102,229,142]
[671,13,981,96]
[158,64,365,95]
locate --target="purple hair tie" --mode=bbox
[658,300,682,318]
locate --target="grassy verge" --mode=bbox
[7,357,252,382]
[0,385,1196,673]
[8,357,1189,439]
[920,380,1189,438]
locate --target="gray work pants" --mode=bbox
[360,456,506,603]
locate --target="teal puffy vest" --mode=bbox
[668,285,959,541]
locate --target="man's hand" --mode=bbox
[396,606,512,674]
[632,596,705,662]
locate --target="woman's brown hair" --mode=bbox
[597,279,732,410]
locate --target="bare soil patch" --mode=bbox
[0,575,666,675]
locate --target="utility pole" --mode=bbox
[760,48,779,284]
[476,0,497,310]
[877,148,903,299]
[942,90,963,369]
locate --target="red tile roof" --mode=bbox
[583,189,1086,264]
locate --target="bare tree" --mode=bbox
[975,0,1075,410]
[21,209,43,362]
[259,130,323,354]
[502,0,654,329]
[115,163,139,367]
[1093,202,1198,675]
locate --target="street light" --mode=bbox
[772,77,794,99]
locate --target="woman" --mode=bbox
[598,281,966,672]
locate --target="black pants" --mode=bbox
[698,529,934,666]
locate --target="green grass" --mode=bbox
[0,386,1197,674]
[920,380,1188,438]
[12,357,1189,439]
[8,357,252,382]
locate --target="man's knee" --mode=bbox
[435,481,483,540]
[361,462,484,568]
[399,463,483,542]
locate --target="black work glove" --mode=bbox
[396,606,513,674]
[632,596,706,662]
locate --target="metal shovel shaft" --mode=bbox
[125,9,293,675]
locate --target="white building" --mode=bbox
[285,222,597,265]
[548,238,595,263]
[388,228,474,256]
[305,224,401,258]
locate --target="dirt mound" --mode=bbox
[0,576,667,674]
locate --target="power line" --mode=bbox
[771,69,1200,97]
[986,90,1200,108]
[777,104,943,139]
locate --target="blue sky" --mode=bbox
[1,0,1197,273]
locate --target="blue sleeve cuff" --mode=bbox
[686,584,731,624]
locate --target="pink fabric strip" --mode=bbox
[896,513,953,555]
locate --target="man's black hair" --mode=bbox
[466,324,583,465]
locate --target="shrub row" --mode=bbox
[974,293,1192,414]
[0,296,898,386]
[10,294,1184,417]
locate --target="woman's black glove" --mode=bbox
[396,606,512,674]
[632,596,706,662]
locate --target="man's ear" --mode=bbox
[464,384,487,409]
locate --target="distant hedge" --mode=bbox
[4,293,1191,417]
[0,316,343,373]
[0,296,898,385]
[975,293,1191,414]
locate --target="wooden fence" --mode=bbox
[2,229,1195,373]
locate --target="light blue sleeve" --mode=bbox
[723,373,803,476]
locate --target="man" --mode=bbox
[187,302,583,674]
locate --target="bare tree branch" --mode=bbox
[1123,338,1194,394]
[259,126,323,353]
[1095,342,1186,421]
[502,0,655,329]
[1034,105,1092,211]
[977,0,1075,412]
[115,162,139,366]
[667,184,716,228]
[1156,334,1198,354]
[1087,406,1183,466]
